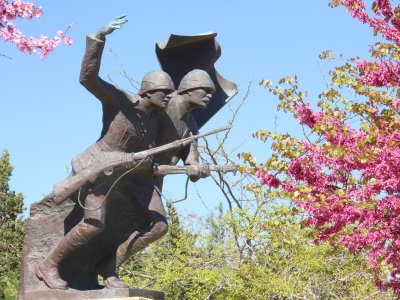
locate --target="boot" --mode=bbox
[35,224,90,289]
[36,258,67,290]
[104,276,129,289]
[97,256,129,289]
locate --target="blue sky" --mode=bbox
[1,1,376,216]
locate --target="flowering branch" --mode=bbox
[247,0,400,293]
[0,0,72,59]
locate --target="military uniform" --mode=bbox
[73,34,161,227]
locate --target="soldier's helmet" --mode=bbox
[177,69,216,95]
[138,71,174,96]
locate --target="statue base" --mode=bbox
[21,288,164,300]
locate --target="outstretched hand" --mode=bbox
[96,15,128,40]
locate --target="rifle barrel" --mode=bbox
[132,124,232,160]
[153,164,238,176]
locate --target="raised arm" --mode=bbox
[79,15,128,105]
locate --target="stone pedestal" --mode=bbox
[21,288,163,300]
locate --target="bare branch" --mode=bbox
[0,53,12,59]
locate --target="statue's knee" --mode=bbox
[154,221,168,239]
[77,220,104,240]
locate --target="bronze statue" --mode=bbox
[19,15,238,299]
[35,15,176,290]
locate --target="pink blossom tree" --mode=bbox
[243,0,400,293]
[0,0,72,59]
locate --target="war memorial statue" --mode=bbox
[18,15,237,300]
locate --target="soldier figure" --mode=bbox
[103,69,216,275]
[35,16,175,290]
[157,69,216,168]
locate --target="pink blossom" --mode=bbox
[255,170,281,188]
[295,103,322,128]
[343,0,400,45]
[375,0,393,21]
[356,60,400,87]
[0,0,72,58]
[392,99,400,112]
[63,36,73,45]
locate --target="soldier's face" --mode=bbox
[149,89,173,109]
[187,88,213,109]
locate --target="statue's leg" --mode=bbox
[96,177,167,289]
[97,182,167,288]
[96,254,129,289]
[36,180,108,290]
[116,185,168,266]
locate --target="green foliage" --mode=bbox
[0,150,25,299]
[120,201,394,299]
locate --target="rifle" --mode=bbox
[153,164,238,176]
[50,125,232,205]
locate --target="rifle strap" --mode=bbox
[77,157,148,211]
